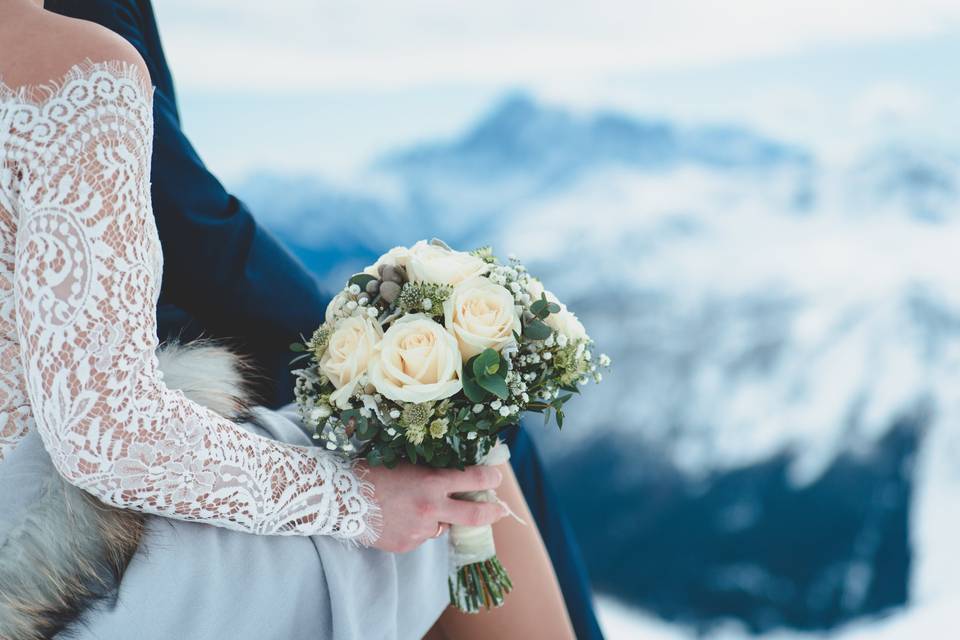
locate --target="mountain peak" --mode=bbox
[382,92,810,180]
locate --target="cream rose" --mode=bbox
[443,276,521,359]
[546,305,588,342]
[526,279,588,342]
[368,314,463,403]
[320,316,383,409]
[406,240,489,285]
[526,277,547,301]
[362,245,412,277]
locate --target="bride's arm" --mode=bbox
[12,48,377,541]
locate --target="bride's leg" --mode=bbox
[428,464,576,640]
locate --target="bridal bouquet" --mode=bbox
[291,239,608,612]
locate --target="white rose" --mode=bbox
[406,240,489,285]
[368,314,463,403]
[320,316,383,409]
[443,276,521,359]
[526,277,546,301]
[546,305,588,342]
[362,245,412,277]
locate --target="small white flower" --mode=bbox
[422,298,433,311]
[312,433,320,440]
[386,427,397,436]
[467,431,478,440]
[599,354,611,367]
[595,373,604,382]
[499,406,510,417]
[579,377,589,385]
[521,392,529,403]
[491,399,503,410]
[359,407,372,418]
[325,442,338,450]
[544,334,555,347]
[543,352,552,361]
[510,282,521,293]
[556,334,569,348]
[348,284,362,295]
[366,307,379,318]
[346,300,358,311]
[473,404,484,414]
[585,351,593,361]
[389,409,401,419]
[309,405,333,422]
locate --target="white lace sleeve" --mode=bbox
[10,61,379,542]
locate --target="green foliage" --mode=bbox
[523,319,552,340]
[463,349,510,401]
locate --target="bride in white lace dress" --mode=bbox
[0,3,576,640]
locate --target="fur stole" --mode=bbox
[0,341,254,640]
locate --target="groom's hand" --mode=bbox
[361,462,508,553]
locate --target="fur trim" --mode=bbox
[0,340,253,640]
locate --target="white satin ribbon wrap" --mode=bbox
[448,441,520,568]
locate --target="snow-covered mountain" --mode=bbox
[237,93,960,637]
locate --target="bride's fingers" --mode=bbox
[441,498,508,528]
[438,465,503,494]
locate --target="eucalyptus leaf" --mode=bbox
[523,319,552,341]
[477,374,508,400]
[473,349,500,378]
[462,375,488,403]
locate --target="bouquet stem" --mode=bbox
[449,556,513,612]
[447,441,516,613]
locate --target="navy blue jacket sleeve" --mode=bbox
[48,0,328,406]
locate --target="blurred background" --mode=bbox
[154,1,960,637]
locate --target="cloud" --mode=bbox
[156,0,960,91]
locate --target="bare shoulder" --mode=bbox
[0,8,149,92]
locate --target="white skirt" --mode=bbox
[1,406,449,640]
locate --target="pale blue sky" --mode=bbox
[151,0,960,181]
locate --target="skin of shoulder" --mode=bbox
[0,7,149,92]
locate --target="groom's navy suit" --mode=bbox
[48,2,603,638]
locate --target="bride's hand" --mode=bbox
[362,462,508,553]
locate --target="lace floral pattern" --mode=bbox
[0,61,379,542]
